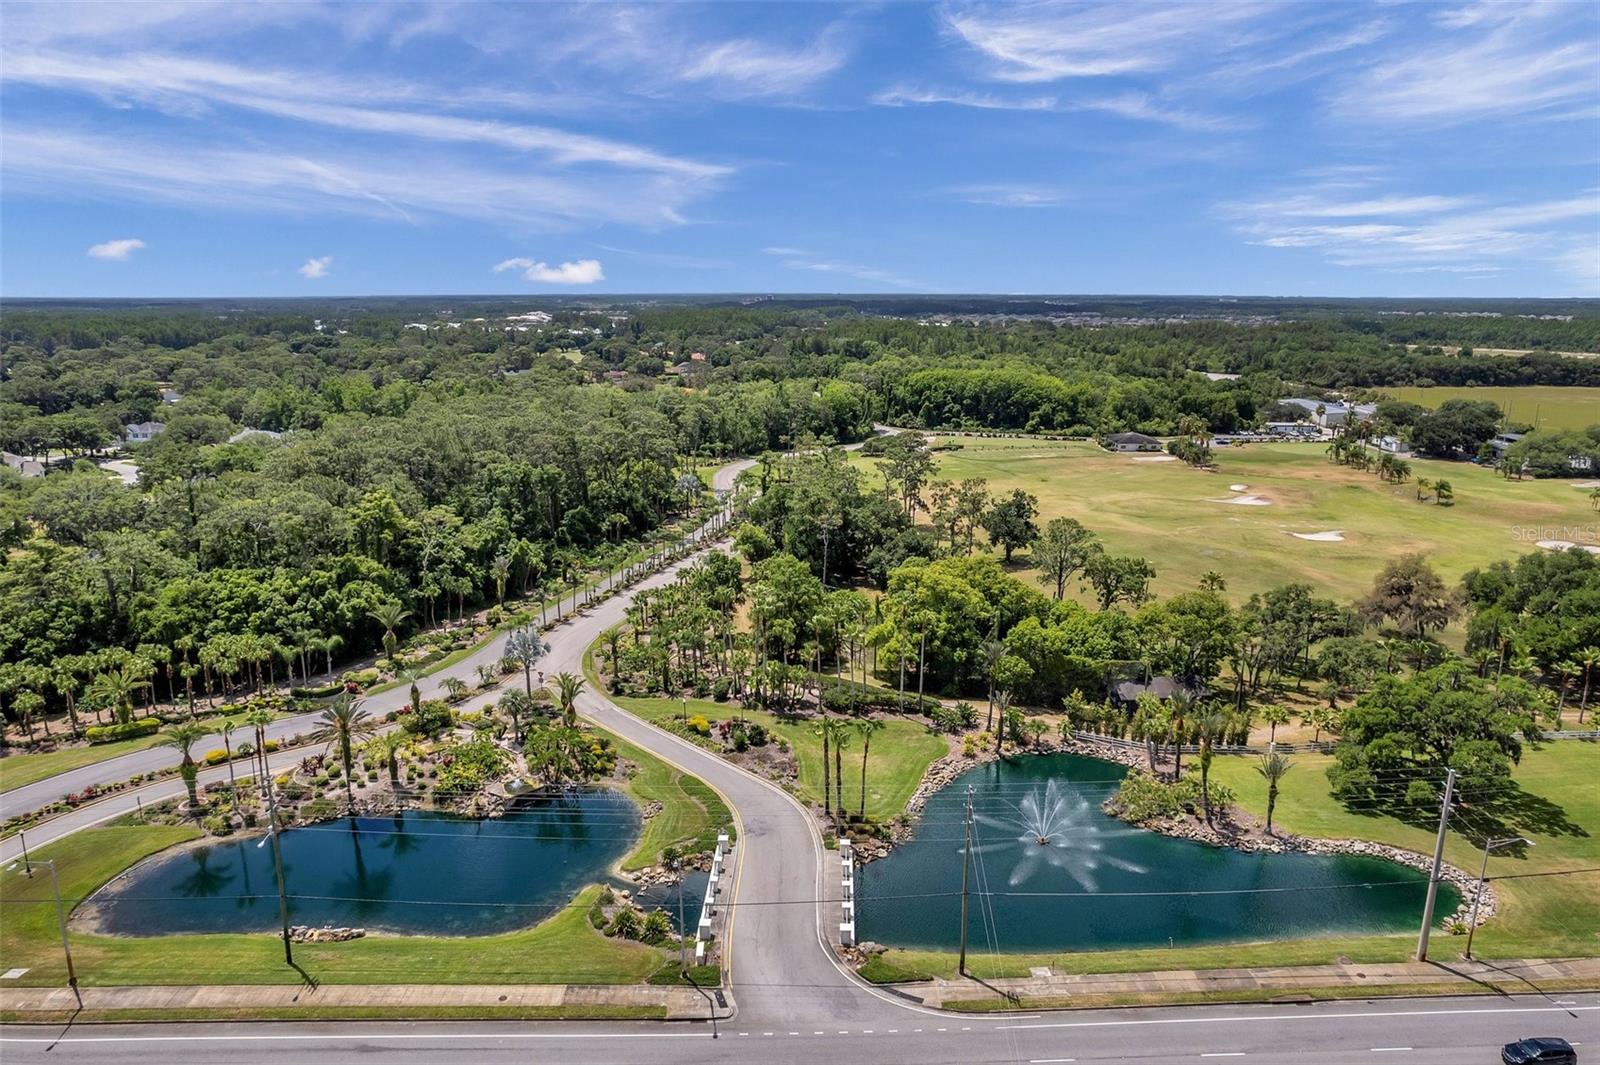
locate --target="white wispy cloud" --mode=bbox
[941,1,1273,83]
[679,27,850,97]
[298,256,332,279]
[946,183,1070,208]
[762,247,925,290]
[1,51,726,179]
[1332,3,1599,124]
[874,83,1237,131]
[494,257,605,285]
[873,86,1058,111]
[1221,182,1600,283]
[86,238,145,260]
[2,127,713,230]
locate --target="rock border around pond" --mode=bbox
[881,738,1493,933]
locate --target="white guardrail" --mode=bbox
[839,837,855,947]
[694,832,729,965]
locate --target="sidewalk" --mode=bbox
[897,956,1600,1008]
[0,981,729,1021]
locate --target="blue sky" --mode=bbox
[2,1,1598,298]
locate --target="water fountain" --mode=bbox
[972,778,1148,890]
[857,753,1453,951]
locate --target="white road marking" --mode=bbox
[1202,1055,1246,1059]
[0,1032,710,1044]
[1030,1058,1076,1063]
[1370,1050,1411,1054]
[999,1003,1600,1033]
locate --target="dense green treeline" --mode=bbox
[2,301,1595,735]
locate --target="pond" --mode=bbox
[92,791,662,937]
[856,754,1459,952]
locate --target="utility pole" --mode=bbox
[1416,767,1457,961]
[675,858,687,974]
[6,857,79,1005]
[959,784,974,976]
[260,773,295,964]
[1466,837,1531,960]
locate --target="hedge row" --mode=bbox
[85,717,162,744]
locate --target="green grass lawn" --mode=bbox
[611,732,733,871]
[0,826,668,988]
[855,437,1598,603]
[1381,385,1600,432]
[1209,741,1600,960]
[610,694,948,822]
[1,735,167,794]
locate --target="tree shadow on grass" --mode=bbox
[1336,777,1589,852]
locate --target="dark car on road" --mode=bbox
[1503,1037,1578,1064]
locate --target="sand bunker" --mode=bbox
[1292,530,1346,542]
[1573,480,1600,489]
[1536,540,1578,551]
[1210,494,1272,506]
[1133,454,1178,462]
[1229,483,1248,492]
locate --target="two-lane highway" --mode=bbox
[2,996,1595,1063]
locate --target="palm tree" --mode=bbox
[1255,747,1293,834]
[1198,571,1226,591]
[813,717,833,822]
[316,693,375,800]
[87,664,151,725]
[490,551,512,606]
[1196,708,1228,824]
[854,718,886,820]
[1554,659,1579,719]
[163,722,213,812]
[368,602,411,664]
[1415,476,1432,502]
[1261,704,1291,744]
[51,663,83,738]
[980,638,1008,734]
[441,676,469,702]
[1433,479,1453,505]
[828,719,850,818]
[1590,486,1600,511]
[1576,647,1600,724]
[220,722,240,804]
[551,672,585,727]
[364,732,411,789]
[505,629,547,696]
[316,634,344,678]
[498,688,536,744]
[244,705,276,783]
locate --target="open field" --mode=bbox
[0,827,667,988]
[873,742,1599,980]
[608,693,947,823]
[1210,742,1600,960]
[858,437,1598,603]
[1381,385,1600,431]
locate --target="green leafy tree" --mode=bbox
[983,489,1040,563]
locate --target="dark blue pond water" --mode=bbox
[857,754,1458,951]
[93,792,668,936]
